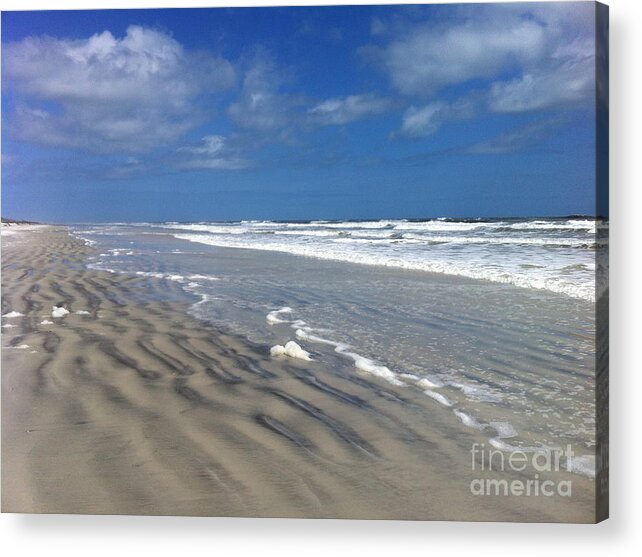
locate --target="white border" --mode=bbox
[1,0,641,554]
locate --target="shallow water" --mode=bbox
[72,221,598,477]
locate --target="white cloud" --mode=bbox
[3,26,235,153]
[488,38,595,112]
[227,55,295,131]
[308,94,393,125]
[371,17,548,96]
[365,4,595,114]
[177,135,249,170]
[466,118,563,155]
[397,97,475,137]
[398,102,448,137]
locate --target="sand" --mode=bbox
[1,226,595,521]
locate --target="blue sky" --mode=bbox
[2,3,600,222]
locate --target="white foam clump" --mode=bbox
[294,327,404,386]
[270,340,312,361]
[187,274,219,281]
[453,409,485,429]
[3,311,24,318]
[348,352,403,386]
[488,421,520,449]
[2,323,15,328]
[75,310,90,315]
[449,381,503,403]
[416,376,444,389]
[135,271,185,282]
[566,454,596,478]
[486,422,542,452]
[266,306,293,324]
[423,389,453,407]
[40,320,54,325]
[51,306,70,318]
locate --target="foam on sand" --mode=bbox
[294,327,404,386]
[344,350,403,386]
[416,376,444,389]
[270,341,312,361]
[2,323,16,328]
[423,389,453,407]
[51,306,70,318]
[3,311,24,318]
[74,310,91,315]
[40,320,54,325]
[487,422,541,452]
[565,454,596,478]
[265,306,586,468]
[453,409,485,429]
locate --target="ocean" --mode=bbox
[72,217,604,478]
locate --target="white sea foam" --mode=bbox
[347,351,404,385]
[40,320,54,325]
[448,381,504,403]
[566,454,596,478]
[490,421,519,439]
[453,410,485,429]
[486,422,545,452]
[135,271,185,282]
[3,311,24,318]
[423,389,454,407]
[294,327,404,386]
[270,341,312,361]
[51,306,70,318]
[75,310,91,315]
[173,219,596,301]
[87,218,599,302]
[186,274,219,281]
[266,306,293,324]
[416,377,444,389]
[2,323,15,328]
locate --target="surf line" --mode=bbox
[264,305,594,477]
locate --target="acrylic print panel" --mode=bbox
[1,2,608,522]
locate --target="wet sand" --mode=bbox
[1,226,595,521]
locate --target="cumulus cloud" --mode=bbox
[307,94,393,125]
[177,135,249,170]
[397,97,475,137]
[364,4,595,114]
[2,25,235,153]
[227,54,296,131]
[488,38,595,112]
[368,16,547,96]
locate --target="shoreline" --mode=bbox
[1,226,595,520]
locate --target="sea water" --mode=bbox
[72,218,603,476]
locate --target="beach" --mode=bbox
[2,225,598,521]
